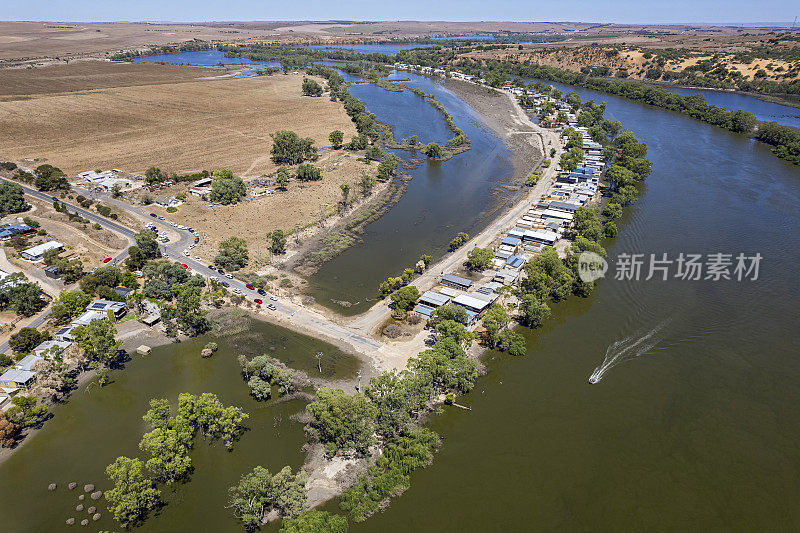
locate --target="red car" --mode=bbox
[245,284,256,290]
[181,263,188,268]
[102,257,112,263]
[254,298,263,304]
[149,213,157,218]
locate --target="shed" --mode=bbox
[136,345,152,356]
[414,304,435,319]
[452,294,490,314]
[506,256,526,269]
[441,274,473,291]
[501,236,521,247]
[419,291,450,308]
[21,241,63,262]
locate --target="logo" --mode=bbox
[577,251,608,283]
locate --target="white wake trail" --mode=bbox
[589,320,670,384]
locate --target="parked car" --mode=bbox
[221,281,230,287]
[210,276,218,281]
[254,298,263,304]
[181,263,188,268]
[270,295,278,301]
[158,216,165,220]
[208,265,216,271]
[102,257,112,263]
[194,256,201,261]
[257,288,266,296]
[150,213,157,218]
[233,288,242,295]
[245,284,256,290]
[225,273,234,279]
[267,304,277,311]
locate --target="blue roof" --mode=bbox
[506,256,525,268]
[502,236,522,246]
[415,304,435,317]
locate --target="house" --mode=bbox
[72,309,108,326]
[549,201,580,213]
[86,299,126,318]
[14,354,43,372]
[418,291,450,308]
[33,340,72,357]
[524,229,559,246]
[501,236,522,248]
[414,304,435,319]
[44,265,60,279]
[21,241,63,261]
[0,369,36,392]
[53,326,76,342]
[0,223,34,240]
[452,294,491,314]
[438,287,465,299]
[193,177,212,188]
[155,195,183,208]
[190,186,212,198]
[494,269,520,285]
[441,274,473,291]
[540,208,574,222]
[505,256,526,270]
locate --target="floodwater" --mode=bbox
[3,47,800,532]
[299,43,437,55]
[0,320,357,532]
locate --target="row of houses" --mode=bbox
[415,273,504,326]
[0,299,127,407]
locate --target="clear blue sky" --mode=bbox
[2,0,797,25]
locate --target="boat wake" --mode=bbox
[589,320,671,384]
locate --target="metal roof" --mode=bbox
[452,294,490,312]
[0,368,35,384]
[419,291,450,307]
[441,274,473,288]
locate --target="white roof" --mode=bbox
[438,286,464,298]
[72,309,107,326]
[22,241,63,257]
[452,294,490,312]
[524,229,559,243]
[541,209,574,220]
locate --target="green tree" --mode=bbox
[215,236,249,271]
[0,273,44,317]
[296,164,321,181]
[209,169,247,205]
[73,318,122,375]
[105,456,162,527]
[301,77,323,96]
[281,511,348,533]
[339,183,350,207]
[306,388,377,454]
[434,319,474,346]
[359,173,376,196]
[49,290,91,325]
[275,167,290,190]
[604,221,618,238]
[519,294,551,328]
[422,142,443,158]
[138,427,193,484]
[481,303,510,347]
[0,180,28,215]
[376,153,398,179]
[135,228,159,258]
[498,329,527,356]
[390,285,419,312]
[329,130,344,149]
[175,285,209,336]
[430,302,469,325]
[145,166,167,185]
[448,232,469,251]
[602,202,623,220]
[271,130,318,164]
[228,465,308,530]
[8,327,46,355]
[466,247,494,271]
[248,376,272,401]
[270,229,287,255]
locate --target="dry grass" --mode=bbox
[0,61,219,97]
[0,73,357,176]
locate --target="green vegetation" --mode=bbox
[296,163,321,181]
[0,180,29,215]
[466,247,494,271]
[215,236,249,271]
[209,168,247,205]
[390,285,420,312]
[339,428,439,522]
[301,77,323,97]
[33,164,69,191]
[280,511,348,533]
[329,130,344,149]
[228,465,308,530]
[106,393,249,527]
[0,273,45,317]
[448,231,469,251]
[49,289,91,325]
[236,354,294,401]
[271,130,319,165]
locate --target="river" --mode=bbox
[2,49,800,531]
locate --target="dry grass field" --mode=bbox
[0,21,281,62]
[0,60,219,97]
[0,72,356,176]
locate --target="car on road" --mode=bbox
[161,252,169,258]
[208,265,216,271]
[254,298,263,304]
[178,225,187,230]
[270,295,278,301]
[210,276,218,281]
[225,273,233,279]
[102,257,112,263]
[233,288,242,295]
[257,288,266,296]
[221,281,230,287]
[267,304,277,311]
[183,250,189,256]
[158,216,165,220]
[150,213,157,218]
[245,284,256,290]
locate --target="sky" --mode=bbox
[1,0,797,25]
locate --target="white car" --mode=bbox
[225,273,234,279]
[233,288,242,295]
[270,295,278,301]
[183,250,189,256]
[193,256,201,261]
[178,225,187,230]
[169,222,177,227]
[210,276,218,281]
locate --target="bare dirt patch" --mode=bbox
[0,61,219,97]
